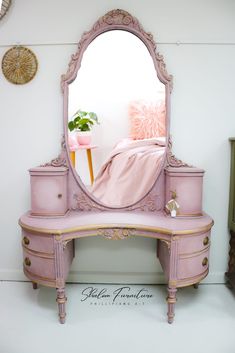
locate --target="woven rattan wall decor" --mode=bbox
[1,46,38,84]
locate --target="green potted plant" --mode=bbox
[68,110,99,145]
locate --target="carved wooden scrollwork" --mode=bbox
[71,188,163,212]
[72,192,107,211]
[98,228,136,240]
[41,135,69,168]
[61,9,173,212]
[61,9,173,92]
[166,136,192,168]
[161,239,171,251]
[128,192,163,212]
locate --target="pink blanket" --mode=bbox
[92,137,166,207]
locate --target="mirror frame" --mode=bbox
[61,9,173,210]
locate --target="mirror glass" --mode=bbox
[68,30,166,208]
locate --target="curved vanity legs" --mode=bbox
[193,282,199,289]
[167,287,177,324]
[32,282,38,289]
[56,288,67,324]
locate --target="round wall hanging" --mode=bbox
[1,46,38,84]
[0,0,12,20]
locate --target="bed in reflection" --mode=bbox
[92,136,166,207]
[91,99,166,207]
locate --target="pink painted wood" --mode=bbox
[18,9,214,324]
[165,167,204,216]
[30,167,68,216]
[61,9,172,212]
[19,209,213,323]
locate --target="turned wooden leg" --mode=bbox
[56,288,67,324]
[167,287,177,324]
[193,282,199,289]
[32,282,38,289]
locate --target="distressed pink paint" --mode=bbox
[165,167,204,216]
[30,167,68,216]
[19,9,213,324]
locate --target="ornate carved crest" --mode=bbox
[61,9,173,213]
[41,135,69,168]
[71,188,163,212]
[166,136,192,168]
[72,191,107,211]
[128,192,163,212]
[98,228,136,240]
[61,9,173,92]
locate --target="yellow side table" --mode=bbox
[70,145,97,185]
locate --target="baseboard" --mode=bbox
[67,271,167,284]
[0,269,26,281]
[0,269,227,284]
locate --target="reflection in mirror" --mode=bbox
[68,30,166,208]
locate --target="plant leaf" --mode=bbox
[80,123,90,131]
[68,121,75,131]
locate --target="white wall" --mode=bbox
[0,0,235,283]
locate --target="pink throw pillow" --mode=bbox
[129,100,166,140]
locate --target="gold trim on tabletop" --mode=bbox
[19,219,214,237]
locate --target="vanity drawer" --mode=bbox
[23,249,55,279]
[177,249,209,280]
[178,232,210,254]
[22,230,54,254]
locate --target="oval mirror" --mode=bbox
[63,10,172,209]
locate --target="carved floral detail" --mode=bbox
[61,9,173,92]
[41,135,69,168]
[71,189,163,212]
[161,239,171,251]
[98,9,135,27]
[98,228,136,240]
[72,192,107,211]
[128,193,162,212]
[60,10,174,212]
[55,234,63,242]
[166,136,192,168]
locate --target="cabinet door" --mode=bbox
[31,175,67,215]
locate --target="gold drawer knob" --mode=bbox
[24,257,31,267]
[202,257,208,267]
[203,236,209,246]
[58,194,62,199]
[23,236,30,245]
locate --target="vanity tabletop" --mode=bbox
[19,210,213,236]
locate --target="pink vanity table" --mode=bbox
[19,9,213,324]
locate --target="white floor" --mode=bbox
[1,282,235,353]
